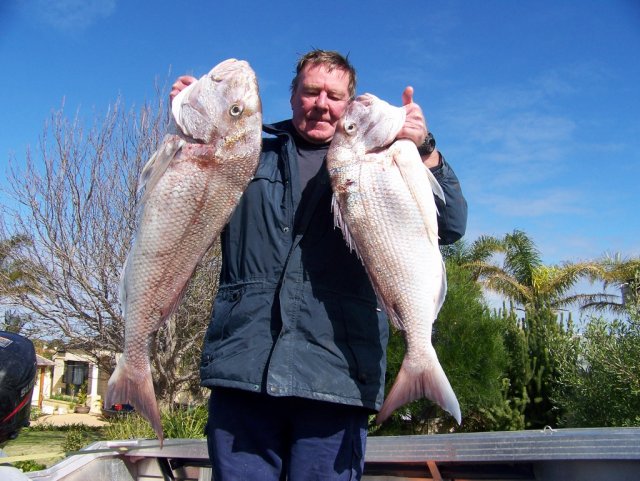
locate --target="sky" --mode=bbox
[1,0,639,303]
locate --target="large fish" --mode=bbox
[105,59,262,442]
[327,93,461,424]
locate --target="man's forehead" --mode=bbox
[300,64,350,87]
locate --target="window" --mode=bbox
[63,361,88,395]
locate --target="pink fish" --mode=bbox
[105,59,262,443]
[327,93,461,425]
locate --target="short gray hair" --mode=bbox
[290,49,357,99]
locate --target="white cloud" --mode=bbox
[28,0,116,31]
[477,189,586,218]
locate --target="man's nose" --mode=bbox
[314,91,328,109]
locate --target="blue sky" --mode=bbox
[1,0,639,274]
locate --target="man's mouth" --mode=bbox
[308,118,331,124]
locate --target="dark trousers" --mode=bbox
[206,387,369,480]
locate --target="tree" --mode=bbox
[455,230,603,313]
[2,94,216,404]
[554,291,640,427]
[572,254,640,315]
[1,310,32,334]
[446,233,583,428]
[0,234,35,299]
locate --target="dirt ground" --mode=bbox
[31,413,108,427]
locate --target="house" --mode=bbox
[33,354,54,409]
[34,349,111,414]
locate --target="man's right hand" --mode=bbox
[170,75,197,104]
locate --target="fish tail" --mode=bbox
[106,356,164,445]
[377,352,461,425]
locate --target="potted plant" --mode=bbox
[74,383,90,414]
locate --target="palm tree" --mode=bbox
[446,230,604,313]
[572,254,640,314]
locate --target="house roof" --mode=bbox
[36,354,55,367]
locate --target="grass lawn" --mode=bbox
[2,425,106,469]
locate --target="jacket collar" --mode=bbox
[263,119,295,138]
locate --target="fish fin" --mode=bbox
[138,137,186,207]
[376,347,461,425]
[385,309,405,331]
[332,193,358,253]
[436,258,448,314]
[106,355,164,445]
[424,165,445,204]
[392,142,442,243]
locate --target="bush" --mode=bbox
[49,394,75,403]
[103,413,155,440]
[29,407,42,421]
[12,460,47,472]
[62,428,91,452]
[554,313,640,427]
[103,406,208,441]
[162,405,208,439]
[26,423,94,432]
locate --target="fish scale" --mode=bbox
[327,93,461,425]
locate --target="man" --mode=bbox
[170,50,467,480]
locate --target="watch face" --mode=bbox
[418,132,436,156]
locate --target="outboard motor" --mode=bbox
[0,331,36,445]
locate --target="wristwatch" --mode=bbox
[417,132,436,157]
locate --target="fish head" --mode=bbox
[333,93,406,153]
[172,58,262,145]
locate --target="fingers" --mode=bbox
[169,75,197,103]
[398,86,428,146]
[402,86,414,106]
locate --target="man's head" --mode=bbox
[290,50,357,144]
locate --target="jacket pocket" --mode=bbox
[201,286,244,368]
[206,286,244,343]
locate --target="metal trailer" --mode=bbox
[21,427,640,481]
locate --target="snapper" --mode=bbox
[327,93,461,425]
[105,59,262,443]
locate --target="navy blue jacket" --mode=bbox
[200,120,467,411]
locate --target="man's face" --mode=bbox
[290,64,351,144]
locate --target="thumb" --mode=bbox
[402,86,414,106]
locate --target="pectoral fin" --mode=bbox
[392,140,442,243]
[138,137,185,208]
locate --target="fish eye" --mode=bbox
[229,104,243,117]
[344,122,357,135]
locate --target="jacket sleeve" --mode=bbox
[430,154,467,245]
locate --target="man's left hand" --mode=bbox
[397,86,440,168]
[397,86,428,146]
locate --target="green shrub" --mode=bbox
[162,406,208,439]
[12,460,47,472]
[26,423,95,432]
[29,407,42,421]
[49,394,75,403]
[103,406,208,440]
[62,427,91,452]
[103,413,155,440]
